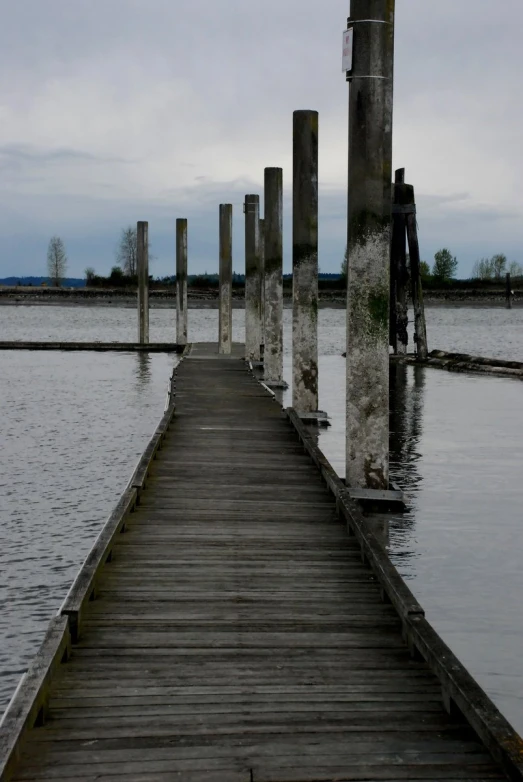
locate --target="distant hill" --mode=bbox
[0,276,86,288]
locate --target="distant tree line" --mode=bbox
[341,245,523,286]
[48,226,523,290]
[471,254,522,281]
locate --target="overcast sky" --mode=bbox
[0,0,522,279]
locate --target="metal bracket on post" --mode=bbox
[392,204,417,216]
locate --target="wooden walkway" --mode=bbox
[2,343,519,781]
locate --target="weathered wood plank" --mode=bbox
[18,726,484,755]
[29,717,486,742]
[14,758,505,782]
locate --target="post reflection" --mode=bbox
[134,352,152,389]
[379,360,426,560]
[389,361,425,492]
[364,362,426,551]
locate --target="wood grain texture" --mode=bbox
[8,345,507,781]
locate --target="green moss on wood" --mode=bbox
[368,290,388,331]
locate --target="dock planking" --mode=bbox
[2,342,521,781]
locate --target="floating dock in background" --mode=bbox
[0,342,182,352]
[1,343,522,782]
[393,349,523,380]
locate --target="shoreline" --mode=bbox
[0,290,521,309]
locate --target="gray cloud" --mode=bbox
[0,0,522,278]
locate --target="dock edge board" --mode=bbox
[0,617,71,782]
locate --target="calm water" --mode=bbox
[1,303,523,360]
[0,349,177,711]
[1,305,522,736]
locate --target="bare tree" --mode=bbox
[491,253,507,280]
[116,226,137,276]
[47,236,68,286]
[472,257,493,279]
[473,254,514,281]
[84,266,96,285]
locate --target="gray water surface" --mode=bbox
[1,304,523,361]
[1,305,522,736]
[0,350,176,711]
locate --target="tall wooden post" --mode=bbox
[259,217,266,357]
[345,0,395,489]
[506,272,512,309]
[292,110,319,413]
[263,168,286,387]
[405,184,428,360]
[244,195,262,361]
[137,221,149,344]
[391,169,408,355]
[176,219,188,346]
[219,204,233,355]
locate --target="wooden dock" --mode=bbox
[1,343,522,781]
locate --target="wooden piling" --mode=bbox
[345,0,395,489]
[263,168,285,387]
[404,184,428,360]
[219,204,233,355]
[292,110,319,413]
[176,219,188,346]
[137,221,149,344]
[244,195,262,361]
[390,169,408,355]
[259,217,265,357]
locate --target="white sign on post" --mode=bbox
[342,27,353,72]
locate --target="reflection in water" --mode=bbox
[385,363,426,568]
[389,361,409,474]
[134,352,152,389]
[364,363,426,561]
[389,362,425,492]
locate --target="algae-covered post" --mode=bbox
[259,217,265,357]
[219,204,233,355]
[390,168,408,355]
[506,272,512,310]
[345,0,395,489]
[137,221,149,345]
[176,219,188,346]
[244,195,262,361]
[405,183,428,359]
[292,110,319,413]
[263,168,286,387]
